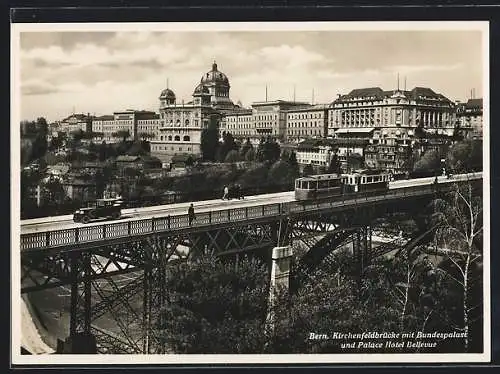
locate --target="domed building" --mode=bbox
[198,61,235,111]
[159,88,176,106]
[150,61,237,163]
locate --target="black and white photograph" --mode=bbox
[11,21,490,364]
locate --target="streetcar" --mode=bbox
[294,173,347,200]
[294,170,390,201]
[342,169,391,194]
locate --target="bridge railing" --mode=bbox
[20,176,481,252]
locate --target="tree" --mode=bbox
[413,149,440,176]
[346,153,363,173]
[280,149,290,161]
[225,149,241,163]
[156,253,270,353]
[35,117,48,136]
[446,139,482,173]
[28,117,49,161]
[98,142,108,161]
[238,164,270,189]
[217,132,239,162]
[271,250,401,353]
[430,183,483,352]
[70,129,85,143]
[239,138,253,158]
[112,129,131,143]
[139,132,155,141]
[327,152,342,174]
[245,148,256,162]
[200,117,220,161]
[302,164,314,177]
[452,125,465,142]
[48,133,66,151]
[287,151,300,180]
[21,138,33,166]
[267,160,294,187]
[185,155,195,167]
[256,137,281,163]
[21,120,36,137]
[415,122,426,138]
[42,177,66,205]
[126,140,149,156]
[288,151,298,168]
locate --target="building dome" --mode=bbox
[193,83,210,95]
[200,61,230,86]
[159,88,176,100]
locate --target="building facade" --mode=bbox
[221,100,310,145]
[456,98,483,139]
[221,109,253,138]
[91,110,159,143]
[286,104,329,142]
[328,87,456,136]
[251,100,309,141]
[295,139,335,168]
[327,86,456,174]
[60,113,92,134]
[150,62,235,162]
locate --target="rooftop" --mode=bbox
[116,155,141,162]
[252,100,310,107]
[93,115,114,121]
[334,87,452,104]
[286,104,329,113]
[465,98,483,109]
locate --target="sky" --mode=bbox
[17,27,484,123]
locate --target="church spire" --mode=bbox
[212,60,217,71]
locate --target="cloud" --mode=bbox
[22,83,62,96]
[18,30,483,122]
[385,63,464,75]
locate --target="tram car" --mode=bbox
[294,173,347,200]
[343,170,391,194]
[294,170,390,201]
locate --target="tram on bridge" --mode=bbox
[294,170,390,201]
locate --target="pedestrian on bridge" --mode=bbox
[188,203,196,226]
[222,185,229,200]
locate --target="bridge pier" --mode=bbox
[269,246,293,296]
[266,245,293,335]
[66,252,97,354]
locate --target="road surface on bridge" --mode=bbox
[20,172,481,236]
[20,191,293,234]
